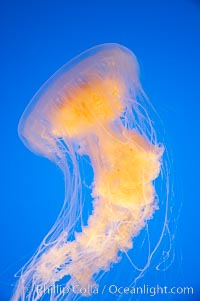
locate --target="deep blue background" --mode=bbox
[1,0,200,300]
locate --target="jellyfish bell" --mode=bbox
[13,43,165,301]
[18,44,139,163]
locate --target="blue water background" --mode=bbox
[1,0,200,300]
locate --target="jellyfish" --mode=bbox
[12,43,164,301]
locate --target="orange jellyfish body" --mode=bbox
[13,44,164,301]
